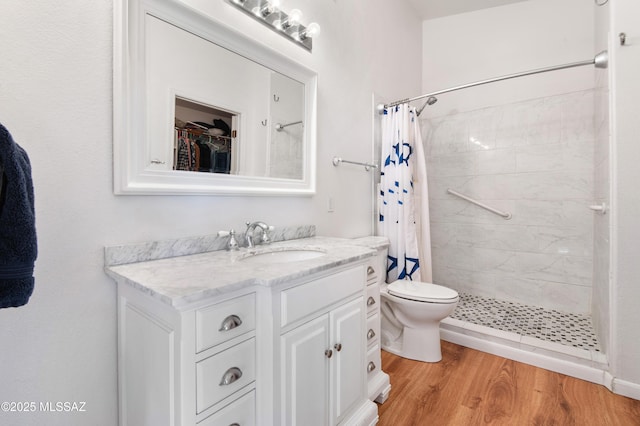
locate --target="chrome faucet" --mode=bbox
[245,221,271,248]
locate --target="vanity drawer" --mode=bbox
[199,389,255,426]
[366,313,380,348]
[196,293,256,353]
[365,284,380,316]
[366,345,381,378]
[196,338,256,414]
[280,266,363,327]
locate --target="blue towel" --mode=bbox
[0,123,37,308]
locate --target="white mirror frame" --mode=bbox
[113,0,317,195]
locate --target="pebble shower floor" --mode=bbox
[450,293,601,353]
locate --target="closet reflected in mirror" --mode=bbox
[172,69,305,179]
[174,97,237,175]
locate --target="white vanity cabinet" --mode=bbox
[108,235,389,426]
[116,284,258,426]
[276,265,377,426]
[364,249,391,403]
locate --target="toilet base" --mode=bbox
[381,323,444,363]
[380,285,458,364]
[401,323,443,362]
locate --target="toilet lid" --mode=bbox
[388,280,459,303]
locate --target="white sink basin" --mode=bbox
[239,249,326,264]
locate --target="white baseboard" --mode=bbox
[612,377,640,400]
[603,370,615,391]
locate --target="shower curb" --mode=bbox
[440,319,609,387]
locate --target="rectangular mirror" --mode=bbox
[114,0,317,195]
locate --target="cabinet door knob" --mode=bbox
[219,314,243,332]
[219,367,243,386]
[325,349,333,358]
[367,266,375,275]
[367,296,376,306]
[367,329,376,340]
[334,343,342,352]
[367,361,376,373]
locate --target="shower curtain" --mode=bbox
[378,104,432,283]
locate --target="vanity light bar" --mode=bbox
[227,0,320,51]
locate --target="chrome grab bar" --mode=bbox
[332,156,378,171]
[275,120,303,131]
[446,188,512,220]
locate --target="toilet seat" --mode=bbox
[387,280,458,303]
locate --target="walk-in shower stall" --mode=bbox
[376,45,610,377]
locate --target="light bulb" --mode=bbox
[299,22,321,40]
[275,9,302,30]
[253,0,279,17]
[288,9,302,25]
[305,22,321,37]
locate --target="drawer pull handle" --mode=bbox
[367,361,376,373]
[325,349,333,358]
[219,367,243,386]
[229,424,240,426]
[219,314,243,332]
[367,266,375,275]
[334,343,342,352]
[367,329,376,340]
[367,296,376,306]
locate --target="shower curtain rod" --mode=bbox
[378,50,608,111]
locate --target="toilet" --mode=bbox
[380,280,459,363]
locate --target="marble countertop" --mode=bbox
[106,236,388,309]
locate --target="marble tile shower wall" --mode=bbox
[424,90,595,315]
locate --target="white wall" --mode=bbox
[592,0,611,361]
[421,0,594,115]
[610,0,640,396]
[0,1,422,424]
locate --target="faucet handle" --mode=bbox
[261,225,275,244]
[217,229,239,251]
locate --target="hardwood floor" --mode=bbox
[377,341,640,425]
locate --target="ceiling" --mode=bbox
[406,0,529,20]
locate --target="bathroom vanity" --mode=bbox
[105,233,390,425]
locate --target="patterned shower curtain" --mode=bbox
[378,104,433,283]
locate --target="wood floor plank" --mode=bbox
[377,341,640,425]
